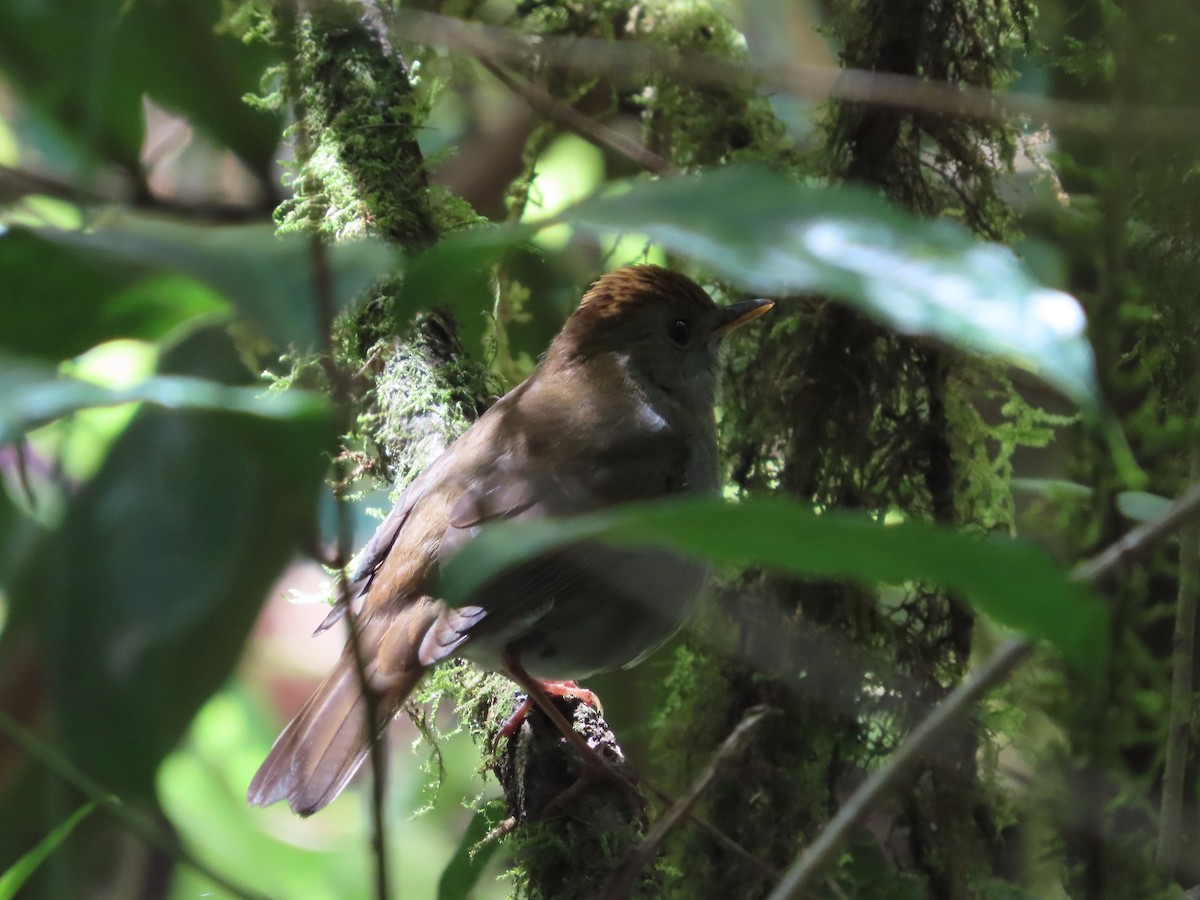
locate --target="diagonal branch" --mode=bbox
[767,481,1200,900]
[389,9,1200,139]
[600,706,777,900]
[472,54,673,175]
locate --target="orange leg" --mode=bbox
[498,679,603,738]
[500,652,647,819]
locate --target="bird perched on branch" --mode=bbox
[248,265,773,816]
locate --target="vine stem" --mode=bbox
[1156,446,1200,874]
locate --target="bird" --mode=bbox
[247,264,774,816]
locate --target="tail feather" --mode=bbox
[247,650,426,817]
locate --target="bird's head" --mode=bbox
[549,265,773,411]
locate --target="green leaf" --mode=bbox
[400,225,539,358]
[1011,477,1093,502]
[0,229,225,361]
[1116,490,1172,524]
[439,496,1107,679]
[0,0,279,171]
[50,218,398,348]
[558,166,1099,409]
[0,802,97,900]
[0,357,328,445]
[1013,479,1171,525]
[436,809,504,900]
[5,221,398,355]
[11,327,336,799]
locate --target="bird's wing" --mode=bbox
[416,429,689,666]
[312,485,418,634]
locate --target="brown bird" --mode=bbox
[247,265,773,815]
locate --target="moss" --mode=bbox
[629,1,798,170]
[272,2,441,246]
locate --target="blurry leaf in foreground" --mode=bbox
[0,801,97,899]
[559,166,1099,410]
[411,167,1097,408]
[440,496,1107,681]
[399,225,538,358]
[39,218,399,349]
[0,356,327,445]
[0,0,278,172]
[11,327,334,799]
[0,229,225,362]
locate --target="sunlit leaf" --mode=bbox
[439,496,1107,679]
[560,166,1099,409]
[8,220,398,353]
[0,357,327,445]
[0,802,97,900]
[410,167,1098,409]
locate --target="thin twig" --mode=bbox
[767,480,1200,900]
[389,9,1200,139]
[308,231,391,900]
[341,599,391,900]
[642,780,780,882]
[472,55,672,174]
[0,709,266,900]
[600,706,776,900]
[0,164,273,222]
[1156,447,1200,874]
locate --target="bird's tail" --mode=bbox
[247,615,429,817]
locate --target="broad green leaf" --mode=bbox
[559,166,1099,409]
[0,229,225,361]
[11,327,335,799]
[0,358,328,445]
[410,167,1097,408]
[400,225,538,358]
[0,0,278,172]
[5,221,398,355]
[49,218,398,348]
[0,802,97,900]
[439,496,1107,679]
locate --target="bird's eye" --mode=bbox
[668,318,691,346]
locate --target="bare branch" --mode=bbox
[600,706,776,900]
[389,9,1200,139]
[473,55,673,174]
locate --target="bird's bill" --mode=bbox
[714,298,775,337]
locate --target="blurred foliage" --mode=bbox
[0,0,1198,899]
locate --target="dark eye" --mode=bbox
[668,318,691,346]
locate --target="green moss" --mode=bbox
[272,2,441,246]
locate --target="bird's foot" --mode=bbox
[498,680,602,739]
[499,655,647,821]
